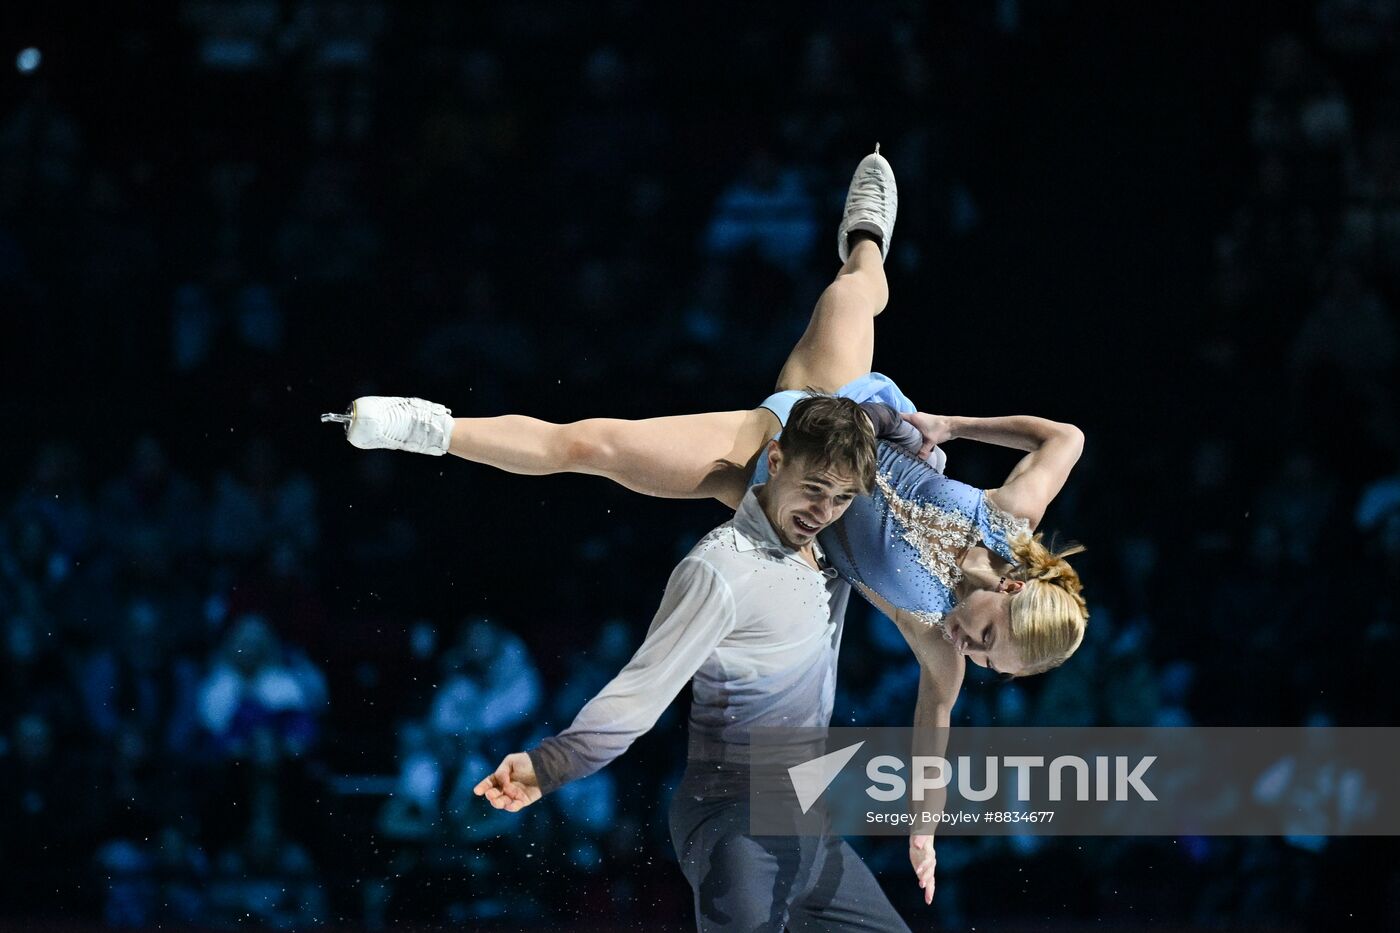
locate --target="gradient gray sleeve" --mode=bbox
[527,557,736,796]
[859,401,923,455]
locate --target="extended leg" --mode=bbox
[448,408,778,508]
[775,148,898,394]
[774,235,887,394]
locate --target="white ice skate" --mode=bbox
[321,396,455,456]
[837,144,898,263]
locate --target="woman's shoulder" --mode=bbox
[976,489,1033,562]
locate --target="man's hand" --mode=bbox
[899,413,955,461]
[910,834,937,904]
[473,752,542,812]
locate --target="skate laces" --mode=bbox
[384,401,414,442]
[385,399,432,444]
[849,171,891,215]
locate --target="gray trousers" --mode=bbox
[668,791,911,933]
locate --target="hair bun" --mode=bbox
[1011,532,1087,604]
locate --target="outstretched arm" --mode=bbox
[901,412,1084,529]
[908,664,958,905]
[475,557,736,810]
[877,598,965,906]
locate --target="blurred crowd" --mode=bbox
[3,1,1399,929]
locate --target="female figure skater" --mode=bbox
[325,149,1087,900]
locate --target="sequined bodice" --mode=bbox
[819,443,1029,627]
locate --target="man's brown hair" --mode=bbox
[777,395,878,493]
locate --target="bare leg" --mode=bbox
[774,235,887,393]
[442,239,884,510]
[448,408,778,509]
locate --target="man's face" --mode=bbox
[761,443,864,550]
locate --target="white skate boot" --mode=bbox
[837,144,898,263]
[321,396,455,456]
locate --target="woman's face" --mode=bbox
[946,589,1025,677]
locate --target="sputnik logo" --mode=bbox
[788,741,866,814]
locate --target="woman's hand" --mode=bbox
[899,412,955,460]
[910,833,937,904]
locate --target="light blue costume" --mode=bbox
[752,373,1029,628]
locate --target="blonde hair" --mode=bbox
[1005,533,1088,677]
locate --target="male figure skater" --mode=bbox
[474,395,913,932]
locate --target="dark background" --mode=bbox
[3,1,1399,929]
